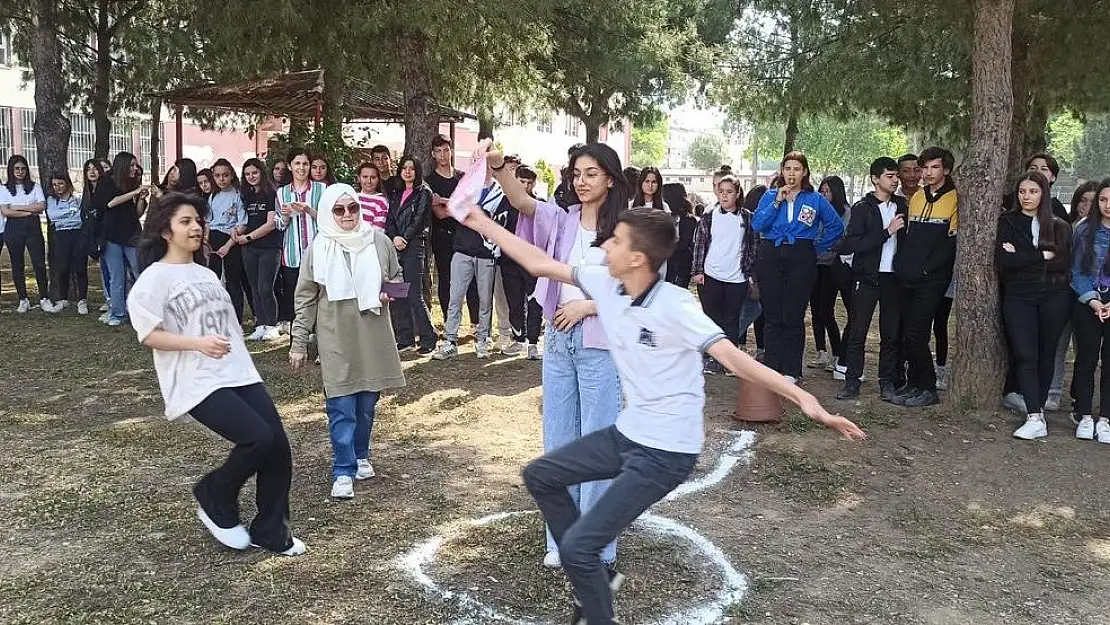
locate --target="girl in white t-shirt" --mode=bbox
[631,167,671,214]
[2,155,58,313]
[127,192,306,557]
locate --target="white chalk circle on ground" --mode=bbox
[396,429,757,625]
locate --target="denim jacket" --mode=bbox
[1071,220,1110,304]
[751,189,844,253]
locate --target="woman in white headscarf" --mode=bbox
[289,183,406,500]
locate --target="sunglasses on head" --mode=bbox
[332,202,360,216]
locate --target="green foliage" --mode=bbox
[687,134,726,171]
[1074,116,1110,181]
[631,117,670,168]
[533,159,558,198]
[746,115,908,177]
[1047,112,1084,170]
[268,122,358,185]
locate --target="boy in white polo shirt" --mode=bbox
[461,199,866,625]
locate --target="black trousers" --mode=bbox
[900,280,949,392]
[4,218,50,301]
[51,228,89,302]
[1002,290,1072,414]
[242,246,281,327]
[757,240,817,377]
[189,383,294,552]
[207,231,245,323]
[844,274,902,384]
[666,251,693,289]
[809,260,853,357]
[500,260,543,343]
[432,237,479,324]
[277,266,299,323]
[391,242,438,348]
[933,296,953,366]
[1073,299,1110,417]
[699,276,748,344]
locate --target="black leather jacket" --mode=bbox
[386,183,431,244]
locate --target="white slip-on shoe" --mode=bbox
[543,551,562,569]
[196,506,251,550]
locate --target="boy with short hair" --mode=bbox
[460,156,866,624]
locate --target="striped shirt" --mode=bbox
[275,181,325,268]
[359,192,389,230]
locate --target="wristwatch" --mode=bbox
[245,234,252,242]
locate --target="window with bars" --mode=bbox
[0,31,11,67]
[0,107,13,163]
[564,115,581,138]
[139,120,165,178]
[536,115,553,134]
[20,109,37,169]
[68,113,95,167]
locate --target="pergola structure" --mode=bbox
[156,69,475,160]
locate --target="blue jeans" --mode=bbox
[325,391,379,479]
[523,426,698,625]
[99,255,111,303]
[542,323,621,562]
[104,242,138,321]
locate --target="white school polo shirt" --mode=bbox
[573,265,727,454]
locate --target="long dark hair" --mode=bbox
[138,192,209,272]
[566,143,630,246]
[743,185,768,212]
[633,167,665,210]
[48,171,74,199]
[161,158,198,192]
[396,154,424,188]
[310,154,336,186]
[781,151,814,192]
[1071,180,1099,224]
[196,168,214,197]
[5,155,34,195]
[662,182,692,217]
[240,157,275,204]
[1009,171,1058,252]
[818,175,849,217]
[716,175,746,210]
[79,159,104,217]
[111,151,140,194]
[210,158,240,193]
[1079,178,1110,275]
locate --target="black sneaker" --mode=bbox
[417,344,435,355]
[879,381,897,403]
[570,566,626,624]
[396,342,415,352]
[904,388,939,407]
[891,386,919,406]
[836,379,861,400]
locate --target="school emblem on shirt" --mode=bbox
[798,204,817,227]
[638,327,657,348]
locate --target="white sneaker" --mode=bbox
[826,356,838,373]
[1013,415,1048,440]
[476,340,491,359]
[251,536,307,556]
[40,298,59,313]
[1076,416,1095,440]
[1097,419,1110,445]
[246,326,266,341]
[77,300,89,315]
[833,363,847,381]
[1002,392,1027,413]
[935,364,949,390]
[107,318,124,327]
[527,344,541,360]
[809,350,828,369]
[432,342,458,360]
[331,475,355,499]
[501,341,524,356]
[543,551,562,569]
[99,301,110,313]
[53,299,70,312]
[356,459,375,480]
[261,326,282,341]
[98,311,111,324]
[196,506,251,550]
[1045,391,1061,412]
[16,299,30,313]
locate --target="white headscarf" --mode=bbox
[312,183,383,313]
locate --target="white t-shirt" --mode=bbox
[0,185,9,234]
[573,265,726,454]
[2,183,46,232]
[558,223,604,305]
[879,201,899,273]
[704,209,746,283]
[128,262,263,420]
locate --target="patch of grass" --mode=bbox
[755,448,852,504]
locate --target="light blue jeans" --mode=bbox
[542,323,622,563]
[103,242,138,322]
[325,391,379,479]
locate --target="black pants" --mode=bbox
[810,261,853,357]
[500,260,542,343]
[391,242,438,348]
[757,240,817,377]
[666,251,693,289]
[1000,290,1072,414]
[207,231,245,323]
[4,219,50,301]
[844,274,902,384]
[189,383,294,552]
[699,276,748,344]
[432,238,479,324]
[742,313,765,348]
[241,246,281,327]
[933,296,953,366]
[900,280,949,392]
[51,228,89,302]
[277,266,299,323]
[1073,299,1110,417]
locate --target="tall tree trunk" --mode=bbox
[29,0,71,177]
[92,0,113,160]
[149,97,162,177]
[477,104,495,140]
[950,0,1014,407]
[399,35,439,164]
[783,108,799,155]
[584,119,601,144]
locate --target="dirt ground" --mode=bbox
[3,275,1110,625]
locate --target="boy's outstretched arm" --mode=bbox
[462,203,574,285]
[706,340,867,441]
